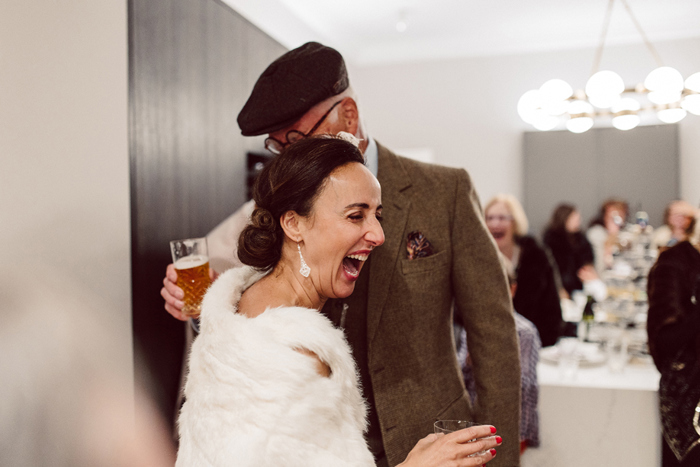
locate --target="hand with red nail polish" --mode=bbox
[397,424,502,466]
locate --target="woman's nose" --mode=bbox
[366,218,385,247]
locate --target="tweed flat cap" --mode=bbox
[237,42,350,136]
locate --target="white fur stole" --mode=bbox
[176,267,374,467]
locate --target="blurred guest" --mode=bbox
[543,203,596,298]
[587,198,629,272]
[0,265,175,467]
[458,262,541,454]
[485,194,563,346]
[651,200,697,250]
[647,238,700,466]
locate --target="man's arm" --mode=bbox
[450,169,521,467]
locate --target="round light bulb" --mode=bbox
[657,107,687,124]
[540,79,574,101]
[645,66,684,93]
[542,99,569,116]
[648,90,682,105]
[567,99,594,115]
[685,72,700,92]
[566,116,594,133]
[586,70,625,98]
[588,94,618,109]
[538,79,573,116]
[680,94,700,116]
[532,111,560,131]
[612,114,640,131]
[517,90,543,124]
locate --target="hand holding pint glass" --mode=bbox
[169,238,212,318]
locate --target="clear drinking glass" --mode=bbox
[605,328,629,373]
[557,337,579,380]
[434,420,477,435]
[169,237,212,318]
[434,420,488,458]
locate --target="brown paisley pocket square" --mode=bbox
[406,230,434,260]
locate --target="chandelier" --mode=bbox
[517,0,700,133]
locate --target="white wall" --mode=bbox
[349,36,700,208]
[0,2,131,375]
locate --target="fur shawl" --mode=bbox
[176,267,374,467]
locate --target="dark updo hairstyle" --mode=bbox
[238,135,365,271]
[546,203,577,234]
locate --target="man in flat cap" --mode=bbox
[163,42,521,467]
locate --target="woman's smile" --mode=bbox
[298,162,384,299]
[342,249,373,280]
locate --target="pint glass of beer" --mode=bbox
[169,237,212,318]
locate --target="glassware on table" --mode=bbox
[169,237,212,318]
[557,337,579,380]
[605,328,629,373]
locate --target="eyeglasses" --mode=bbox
[264,100,343,155]
[485,214,513,223]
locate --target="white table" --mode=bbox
[521,354,661,467]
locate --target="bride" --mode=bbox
[176,134,500,467]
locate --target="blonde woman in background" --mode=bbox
[651,200,697,250]
[484,194,564,347]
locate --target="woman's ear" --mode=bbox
[338,97,359,135]
[280,211,303,242]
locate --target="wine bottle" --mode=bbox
[581,295,595,342]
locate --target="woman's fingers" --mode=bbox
[449,425,496,444]
[399,426,502,467]
[463,446,497,466]
[447,426,502,465]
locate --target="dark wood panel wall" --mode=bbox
[128,0,286,429]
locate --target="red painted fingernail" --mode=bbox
[496,436,502,444]
[490,449,497,456]
[490,426,497,434]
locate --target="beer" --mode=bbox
[174,255,211,318]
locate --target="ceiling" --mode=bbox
[223,0,700,66]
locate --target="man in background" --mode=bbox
[163,42,521,467]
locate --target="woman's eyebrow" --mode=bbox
[345,203,369,209]
[344,203,383,210]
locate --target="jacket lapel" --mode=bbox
[367,143,412,347]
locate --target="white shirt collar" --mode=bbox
[364,137,378,177]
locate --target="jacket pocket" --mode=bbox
[401,250,449,275]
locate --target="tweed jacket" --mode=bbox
[202,142,522,466]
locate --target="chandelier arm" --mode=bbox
[619,0,664,67]
[590,0,616,77]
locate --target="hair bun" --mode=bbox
[250,207,276,232]
[237,207,282,271]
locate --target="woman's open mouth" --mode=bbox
[342,252,369,280]
[490,231,505,240]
